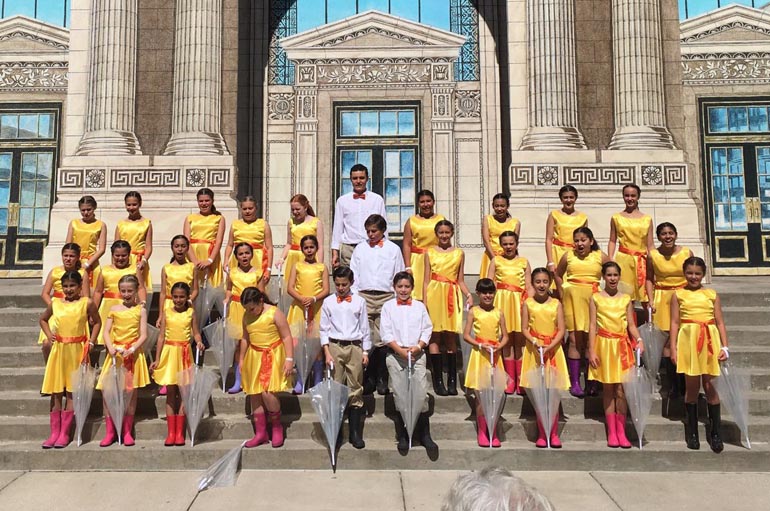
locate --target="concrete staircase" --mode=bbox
[0,280,768,472]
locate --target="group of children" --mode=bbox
[37,174,731,455]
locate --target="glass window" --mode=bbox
[379,111,397,136]
[360,111,378,136]
[38,114,54,139]
[340,110,416,137]
[383,149,416,232]
[397,111,415,135]
[3,0,35,18]
[708,107,728,133]
[2,0,68,27]
[757,147,770,230]
[340,150,372,195]
[749,107,769,132]
[327,0,356,24]
[341,112,360,136]
[728,107,748,132]
[18,152,54,235]
[0,115,18,139]
[710,147,747,231]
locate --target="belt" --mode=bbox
[190,238,216,258]
[80,255,97,280]
[360,290,391,296]
[164,339,192,368]
[247,242,270,277]
[681,319,717,356]
[618,245,648,289]
[249,340,284,389]
[289,244,300,251]
[102,291,122,299]
[53,291,64,299]
[329,338,362,346]
[552,238,573,249]
[431,272,459,316]
[113,338,139,390]
[231,294,241,303]
[475,336,499,347]
[410,246,427,254]
[567,278,599,293]
[496,282,528,302]
[530,329,558,367]
[597,328,636,370]
[56,334,90,364]
[131,250,145,261]
[655,283,685,291]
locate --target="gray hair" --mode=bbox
[441,467,555,511]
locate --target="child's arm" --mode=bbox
[38,303,55,347]
[457,252,473,309]
[81,272,91,299]
[545,212,555,268]
[481,216,495,260]
[87,299,101,346]
[714,294,730,361]
[524,262,534,298]
[65,221,73,243]
[156,268,167,327]
[317,266,330,302]
[422,251,431,302]
[88,223,107,270]
[462,307,477,347]
[143,221,153,265]
[669,293,681,365]
[486,257,496,281]
[587,297,599,369]
[645,220,654,253]
[137,275,147,305]
[645,256,655,313]
[554,253,568,298]
[103,313,116,357]
[224,275,233,306]
[150,314,166,372]
[607,216,617,260]
[496,314,509,352]
[286,265,304,303]
[40,271,54,306]
[93,273,105,308]
[319,302,334,367]
[520,305,534,346]
[276,221,291,270]
[315,220,324,264]
[191,310,205,352]
[274,308,295,378]
[402,218,413,270]
[183,217,197,265]
[238,315,249,368]
[551,302,567,350]
[262,224,274,284]
[210,216,226,263]
[223,225,235,273]
[190,268,200,303]
[130,308,149,353]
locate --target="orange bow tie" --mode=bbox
[397,299,412,306]
[353,193,366,200]
[337,295,352,303]
[369,239,384,248]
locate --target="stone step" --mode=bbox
[0,326,41,347]
[722,307,770,325]
[0,308,43,327]
[0,292,43,309]
[711,289,770,308]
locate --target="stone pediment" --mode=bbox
[281,10,466,62]
[0,15,69,55]
[681,5,770,43]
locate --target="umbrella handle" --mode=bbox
[407,350,412,370]
[195,348,201,366]
[635,347,641,368]
[538,346,545,366]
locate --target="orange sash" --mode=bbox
[132,250,145,261]
[655,283,685,291]
[431,272,459,316]
[231,294,241,303]
[249,340,284,390]
[164,339,192,369]
[248,243,270,277]
[80,255,96,281]
[530,329,558,367]
[190,238,215,257]
[112,338,139,391]
[55,334,89,363]
[289,244,300,251]
[410,246,427,254]
[552,238,573,249]
[619,245,648,288]
[496,282,528,302]
[102,291,122,299]
[597,328,636,371]
[52,291,65,299]
[681,319,716,356]
[567,278,599,293]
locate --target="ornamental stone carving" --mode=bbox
[316,64,431,85]
[0,62,68,91]
[455,90,481,118]
[682,55,770,84]
[268,93,295,120]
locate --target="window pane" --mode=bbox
[400,178,414,203]
[37,153,53,179]
[358,0,388,12]
[327,0,356,23]
[341,150,356,178]
[18,115,38,138]
[400,150,415,177]
[35,207,50,234]
[385,178,400,205]
[728,107,748,132]
[18,207,33,235]
[379,111,397,136]
[36,0,67,26]
[386,206,400,227]
[341,112,360,136]
[360,111,378,136]
[0,208,6,235]
[20,180,35,207]
[712,176,728,204]
[0,180,9,205]
[421,0,450,29]
[384,150,400,178]
[714,204,730,231]
[727,148,743,175]
[4,0,36,17]
[38,114,54,138]
[21,154,37,180]
[749,107,769,132]
[36,181,51,207]
[730,204,747,230]
[0,153,11,180]
[710,148,725,174]
[397,111,415,135]
[400,206,413,227]
[356,150,372,171]
[708,108,728,133]
[297,0,326,32]
[729,175,745,203]
[390,0,419,20]
[1,115,18,139]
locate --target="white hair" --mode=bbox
[441,467,556,511]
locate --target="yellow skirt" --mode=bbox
[242,341,290,394]
[519,343,569,390]
[96,351,150,390]
[425,280,462,333]
[615,251,647,302]
[96,297,121,345]
[652,288,676,332]
[85,263,102,292]
[562,283,594,333]
[676,324,722,377]
[131,254,152,290]
[463,346,504,390]
[410,251,427,301]
[479,251,496,281]
[152,342,192,386]
[493,288,524,333]
[192,242,223,287]
[282,248,302,284]
[588,334,634,384]
[41,341,87,394]
[227,301,246,338]
[286,300,322,327]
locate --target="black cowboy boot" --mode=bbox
[348,407,365,449]
[395,415,409,454]
[685,402,700,450]
[429,354,448,396]
[446,354,458,396]
[376,348,390,395]
[707,403,724,454]
[418,412,439,458]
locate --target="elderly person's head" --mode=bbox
[441,467,555,511]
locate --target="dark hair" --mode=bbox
[601,261,621,276]
[61,243,82,270]
[233,242,254,257]
[111,240,132,254]
[170,281,191,297]
[300,234,318,249]
[169,234,189,262]
[417,189,435,201]
[364,214,387,233]
[118,274,140,288]
[197,188,220,215]
[61,270,83,286]
[350,163,369,178]
[622,183,641,197]
[683,256,707,273]
[498,230,518,244]
[124,191,142,204]
[656,222,678,237]
[434,219,455,235]
[290,193,316,217]
[573,227,599,251]
[476,278,496,294]
[559,185,578,199]
[240,195,257,206]
[492,193,510,206]
[241,286,275,306]
[78,195,97,208]
[392,271,414,288]
[333,266,354,281]
[531,267,551,283]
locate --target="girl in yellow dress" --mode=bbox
[545,185,588,275]
[402,189,445,301]
[670,256,730,453]
[96,275,149,447]
[480,193,520,279]
[65,195,107,291]
[224,196,273,290]
[94,240,146,345]
[39,271,100,449]
[462,278,509,447]
[184,187,226,287]
[239,287,294,448]
[150,282,205,447]
[276,194,324,284]
[556,227,609,398]
[645,222,692,397]
[423,220,473,396]
[520,268,568,448]
[487,231,532,395]
[608,184,653,305]
[158,235,198,325]
[115,191,153,292]
[588,262,644,449]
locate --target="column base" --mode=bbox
[520,127,587,151]
[76,130,142,156]
[163,132,230,156]
[608,126,676,150]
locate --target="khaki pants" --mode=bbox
[358,290,393,348]
[386,351,430,414]
[328,341,364,408]
[339,243,357,268]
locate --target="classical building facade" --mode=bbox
[0,1,767,279]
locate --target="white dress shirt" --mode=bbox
[380,298,433,348]
[320,293,372,351]
[349,239,405,293]
[331,191,387,250]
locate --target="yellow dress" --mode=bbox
[286,261,325,326]
[37,266,88,345]
[480,215,520,278]
[97,265,138,345]
[41,297,90,394]
[408,214,445,301]
[241,305,290,394]
[96,305,150,390]
[550,210,588,266]
[588,294,635,384]
[152,307,194,386]
[519,297,569,389]
[649,247,690,331]
[187,213,224,287]
[283,217,319,284]
[230,219,269,278]
[227,267,261,337]
[70,218,104,290]
[562,250,603,332]
[491,255,528,333]
[425,248,464,333]
[612,214,652,302]
[675,288,723,377]
[464,306,505,390]
[162,261,195,311]
[116,218,152,289]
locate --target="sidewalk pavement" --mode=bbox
[0,469,766,510]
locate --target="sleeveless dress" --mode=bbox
[96,305,150,390]
[612,214,652,302]
[562,250,603,333]
[491,255,528,333]
[286,261,325,326]
[675,288,723,377]
[227,267,261,337]
[161,261,196,311]
[408,214,444,301]
[283,217,319,284]
[230,218,269,278]
[116,218,152,289]
[464,306,505,390]
[187,213,224,287]
[649,247,690,331]
[41,297,90,394]
[153,307,194,386]
[519,297,569,389]
[70,218,104,290]
[549,210,588,266]
[97,265,139,345]
[241,305,290,394]
[425,248,464,333]
[588,294,636,384]
[37,266,88,344]
[480,215,520,279]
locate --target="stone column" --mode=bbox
[163,0,229,155]
[76,0,142,155]
[520,0,586,150]
[608,0,675,150]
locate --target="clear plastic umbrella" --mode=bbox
[197,441,247,491]
[195,276,226,331]
[143,324,160,360]
[203,308,238,392]
[178,349,219,447]
[293,310,322,394]
[71,363,96,447]
[460,304,473,386]
[523,347,567,448]
[477,347,507,449]
[712,361,751,449]
[100,355,129,445]
[623,348,654,449]
[390,351,425,449]
[308,365,349,472]
[640,308,666,380]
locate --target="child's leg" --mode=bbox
[566,331,584,397]
[64,391,74,411]
[245,393,269,447]
[702,375,719,405]
[613,383,632,448]
[51,393,63,412]
[603,383,619,447]
[473,391,489,447]
[684,375,701,404]
[512,333,525,395]
[702,375,723,452]
[427,332,442,354]
[126,391,138,416]
[443,332,458,395]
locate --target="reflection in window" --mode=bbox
[384,149,416,233]
[757,147,770,230]
[711,147,746,231]
[340,110,416,137]
[679,0,758,20]
[0,113,55,139]
[2,0,68,27]
[19,153,54,235]
[709,105,770,134]
[0,153,10,235]
[340,150,373,196]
